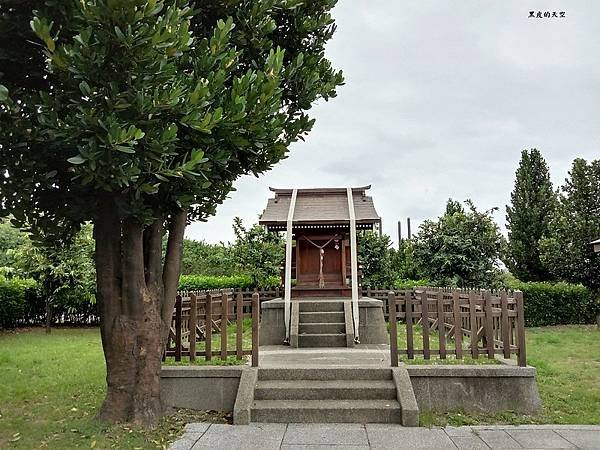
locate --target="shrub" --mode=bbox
[509,281,599,327]
[393,278,431,290]
[0,276,40,328]
[178,274,280,291]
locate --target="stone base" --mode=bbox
[259,298,388,346]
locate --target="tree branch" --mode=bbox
[161,209,187,330]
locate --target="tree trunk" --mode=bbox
[93,200,187,427]
[45,298,51,334]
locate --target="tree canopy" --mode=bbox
[540,158,600,291]
[0,0,342,426]
[412,199,504,287]
[505,149,556,281]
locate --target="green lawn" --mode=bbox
[423,325,600,426]
[1,325,599,448]
[0,328,229,449]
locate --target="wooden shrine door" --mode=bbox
[296,233,344,288]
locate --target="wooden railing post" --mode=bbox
[175,295,182,362]
[421,290,430,360]
[406,290,414,359]
[500,291,510,359]
[221,293,228,361]
[252,292,260,367]
[206,294,212,361]
[484,290,494,359]
[236,292,243,360]
[189,293,197,362]
[388,291,398,367]
[469,291,478,359]
[516,290,527,367]
[437,291,446,359]
[452,290,462,359]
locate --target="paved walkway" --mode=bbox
[170,423,600,449]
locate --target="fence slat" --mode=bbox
[206,294,212,361]
[389,292,398,367]
[406,291,414,359]
[221,293,228,361]
[452,290,462,359]
[516,290,527,367]
[175,295,182,362]
[437,291,446,359]
[421,290,430,359]
[236,292,243,360]
[469,291,478,359]
[252,293,260,367]
[501,291,510,359]
[189,293,197,361]
[484,290,494,359]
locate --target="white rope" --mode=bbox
[301,236,339,288]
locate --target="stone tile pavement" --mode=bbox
[170,423,600,450]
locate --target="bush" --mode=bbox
[509,281,599,327]
[178,274,281,291]
[0,276,40,328]
[393,278,431,290]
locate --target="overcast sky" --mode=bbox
[187,0,600,245]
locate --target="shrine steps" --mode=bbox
[294,299,351,348]
[250,368,414,424]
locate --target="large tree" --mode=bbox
[540,158,600,293]
[412,199,504,287]
[0,0,342,426]
[505,149,556,281]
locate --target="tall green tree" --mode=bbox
[412,199,504,287]
[232,217,283,287]
[358,231,396,288]
[505,149,557,281]
[0,0,342,426]
[12,225,96,332]
[179,238,237,276]
[540,158,600,294]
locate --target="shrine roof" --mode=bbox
[258,186,380,226]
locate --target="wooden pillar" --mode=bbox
[347,188,359,341]
[283,189,298,343]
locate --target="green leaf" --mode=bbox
[79,81,91,97]
[0,84,8,102]
[67,156,86,165]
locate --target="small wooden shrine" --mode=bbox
[259,186,381,298]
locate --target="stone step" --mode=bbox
[258,368,393,381]
[299,311,345,323]
[251,399,402,423]
[299,322,346,334]
[298,333,346,347]
[254,379,396,400]
[297,301,345,313]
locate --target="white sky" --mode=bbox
[187,0,600,245]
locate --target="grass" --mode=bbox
[0,328,230,449]
[1,324,599,447]
[393,322,500,365]
[421,325,600,426]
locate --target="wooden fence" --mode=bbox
[387,288,526,367]
[164,291,260,366]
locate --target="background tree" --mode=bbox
[539,158,600,323]
[0,0,342,426]
[12,225,96,332]
[412,199,504,287]
[0,218,27,268]
[358,231,396,288]
[231,218,283,287]
[505,149,556,281]
[179,238,238,276]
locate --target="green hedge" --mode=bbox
[0,276,40,328]
[178,274,281,291]
[509,281,599,327]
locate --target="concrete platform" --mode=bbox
[259,344,391,367]
[170,423,600,450]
